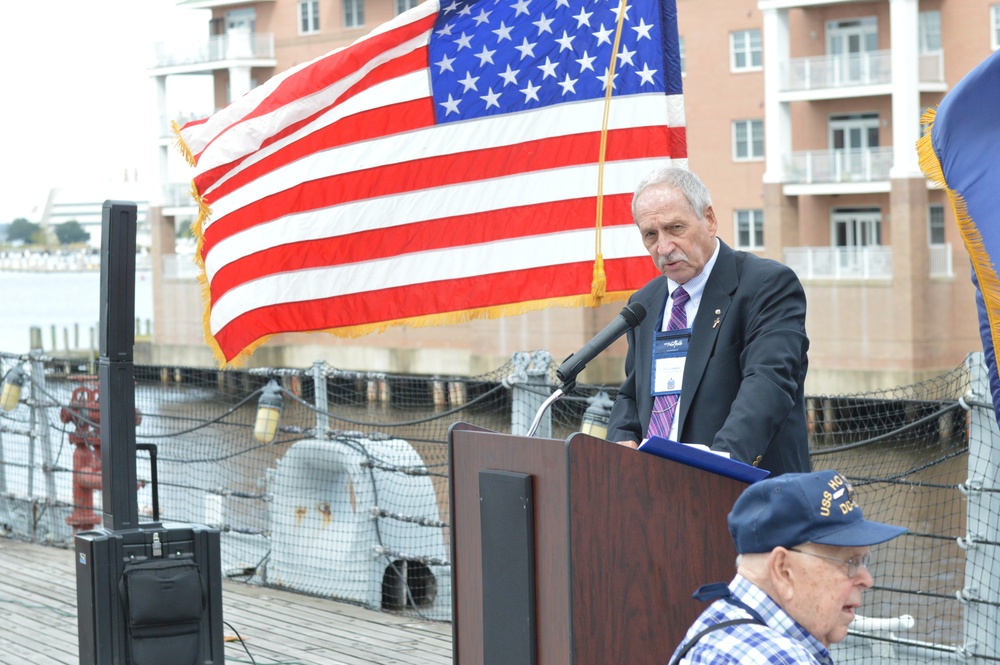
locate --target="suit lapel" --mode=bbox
[639,277,671,369]
[677,241,738,434]
[637,277,670,423]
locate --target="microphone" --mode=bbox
[556,303,647,383]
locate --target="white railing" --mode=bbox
[152,32,275,69]
[929,243,953,277]
[784,246,893,280]
[162,254,201,280]
[782,50,892,92]
[785,147,894,185]
[782,49,944,93]
[918,51,945,84]
[161,183,198,208]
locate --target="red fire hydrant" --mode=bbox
[60,377,142,531]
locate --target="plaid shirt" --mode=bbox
[670,575,835,665]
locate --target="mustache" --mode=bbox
[657,252,688,270]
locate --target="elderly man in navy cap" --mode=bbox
[669,470,907,665]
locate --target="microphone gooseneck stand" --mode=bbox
[526,379,575,438]
[524,301,648,437]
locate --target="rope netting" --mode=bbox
[0,351,997,660]
[804,363,993,661]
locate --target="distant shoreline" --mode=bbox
[0,250,151,272]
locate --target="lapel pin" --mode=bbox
[713,318,720,329]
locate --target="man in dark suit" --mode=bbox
[606,167,810,475]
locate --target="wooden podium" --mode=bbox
[448,423,748,665]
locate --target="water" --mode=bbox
[1,268,154,354]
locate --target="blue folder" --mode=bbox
[637,436,770,484]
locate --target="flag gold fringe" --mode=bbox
[187,184,231,367]
[172,120,197,168]
[216,291,636,368]
[917,107,1000,365]
[170,126,231,366]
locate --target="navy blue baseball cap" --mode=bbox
[728,470,907,554]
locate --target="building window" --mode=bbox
[736,210,764,250]
[827,17,880,85]
[732,119,764,161]
[679,36,686,76]
[993,5,1000,50]
[344,0,365,28]
[929,204,946,244]
[919,11,941,53]
[396,0,419,14]
[730,29,762,72]
[299,0,319,34]
[832,208,881,248]
[226,8,256,33]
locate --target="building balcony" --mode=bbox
[778,50,945,101]
[785,147,893,186]
[781,147,945,195]
[161,183,198,209]
[929,244,953,278]
[163,253,201,281]
[784,244,953,280]
[150,31,276,74]
[785,246,893,281]
[177,0,275,8]
[759,0,860,8]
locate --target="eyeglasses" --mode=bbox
[787,548,871,578]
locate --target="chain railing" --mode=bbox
[1,350,996,660]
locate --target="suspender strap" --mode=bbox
[668,618,762,665]
[668,582,767,665]
[693,582,768,625]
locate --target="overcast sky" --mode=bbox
[0,0,211,224]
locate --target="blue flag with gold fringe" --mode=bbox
[918,49,1000,425]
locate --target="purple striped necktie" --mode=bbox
[647,286,689,439]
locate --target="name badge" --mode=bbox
[651,328,690,396]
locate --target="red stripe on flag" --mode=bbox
[191,12,437,164]
[201,96,436,205]
[213,257,657,361]
[208,195,635,304]
[201,125,673,256]
[195,51,432,198]
[670,126,688,160]
[232,14,436,127]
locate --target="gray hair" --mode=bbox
[631,166,713,221]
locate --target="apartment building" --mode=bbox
[148,0,992,392]
[676,0,989,393]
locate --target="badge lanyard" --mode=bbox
[651,286,692,400]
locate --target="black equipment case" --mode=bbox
[76,523,224,664]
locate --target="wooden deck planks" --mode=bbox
[0,537,452,665]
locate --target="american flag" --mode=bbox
[178,0,685,366]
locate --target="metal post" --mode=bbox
[0,368,6,494]
[509,351,553,438]
[29,352,60,540]
[312,361,329,437]
[961,352,1000,658]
